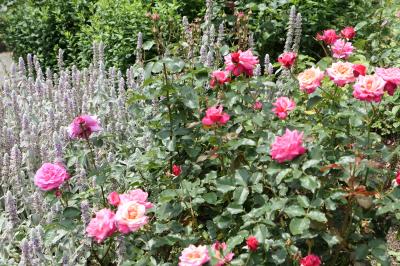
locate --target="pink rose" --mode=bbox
[179,245,210,266]
[272,97,296,120]
[297,67,325,94]
[34,163,70,191]
[212,241,234,266]
[396,171,400,186]
[278,52,297,68]
[119,189,153,209]
[300,254,321,266]
[326,62,356,86]
[331,39,354,59]
[353,64,367,77]
[172,164,182,176]
[107,191,120,206]
[341,26,356,39]
[202,106,230,127]
[270,129,307,163]
[224,50,259,76]
[353,74,385,102]
[68,115,102,139]
[210,70,230,88]
[86,208,117,243]
[115,201,148,234]
[376,67,400,96]
[316,29,339,45]
[253,101,263,111]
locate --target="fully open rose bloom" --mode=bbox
[212,241,234,266]
[34,163,70,191]
[353,74,385,102]
[115,201,149,234]
[68,115,102,139]
[300,254,321,266]
[270,129,306,163]
[202,106,230,126]
[297,67,324,94]
[224,50,259,76]
[341,26,356,39]
[119,189,154,209]
[326,62,356,86]
[316,29,339,45]
[179,245,210,266]
[272,97,296,119]
[376,67,400,96]
[278,52,297,68]
[331,39,354,59]
[86,208,117,243]
[210,70,230,88]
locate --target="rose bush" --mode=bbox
[1,2,400,266]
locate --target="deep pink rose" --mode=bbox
[272,97,296,120]
[210,70,231,88]
[172,164,182,176]
[341,26,356,39]
[107,191,120,206]
[246,236,259,252]
[326,62,356,86]
[34,163,70,191]
[300,254,321,266]
[278,52,297,68]
[331,39,354,59]
[119,189,153,209]
[270,129,306,163]
[353,74,385,102]
[396,171,400,186]
[297,67,325,94]
[202,106,230,127]
[212,241,234,266]
[179,245,210,266]
[353,64,367,77]
[253,101,263,111]
[224,50,259,76]
[86,208,117,243]
[316,29,339,45]
[376,67,400,95]
[115,201,148,234]
[68,115,102,139]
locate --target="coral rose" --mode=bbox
[202,106,230,127]
[107,191,120,206]
[34,163,70,191]
[331,39,354,59]
[326,62,356,86]
[115,201,148,234]
[172,164,182,176]
[270,129,306,163]
[316,29,339,45]
[341,26,356,39]
[210,70,230,88]
[353,64,367,77]
[86,208,117,243]
[297,67,324,94]
[246,236,259,252]
[212,241,234,266]
[376,67,400,96]
[300,254,321,266]
[179,245,210,266]
[272,97,296,120]
[119,189,153,209]
[278,52,297,68]
[224,50,259,76]
[353,74,385,102]
[68,115,102,139]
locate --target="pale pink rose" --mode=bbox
[34,163,70,191]
[179,245,210,266]
[272,97,296,119]
[115,201,148,234]
[224,50,259,76]
[353,74,385,102]
[86,208,117,243]
[326,62,356,86]
[341,26,356,39]
[331,39,354,59]
[270,129,306,163]
[119,189,153,209]
[202,106,230,126]
[297,67,325,94]
[253,101,263,111]
[212,241,234,266]
[316,29,339,45]
[278,52,297,68]
[68,115,102,139]
[300,254,321,266]
[376,67,400,95]
[107,191,120,206]
[210,70,231,88]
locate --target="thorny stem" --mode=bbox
[101,239,114,264]
[363,103,376,185]
[163,63,174,173]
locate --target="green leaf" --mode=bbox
[216,178,236,193]
[284,205,305,218]
[63,207,81,219]
[233,187,249,205]
[302,159,320,171]
[297,196,310,208]
[227,234,245,250]
[300,176,320,192]
[142,40,155,50]
[322,233,340,247]
[307,210,327,223]
[289,217,310,235]
[235,168,250,186]
[227,203,244,214]
[203,192,218,204]
[276,168,292,185]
